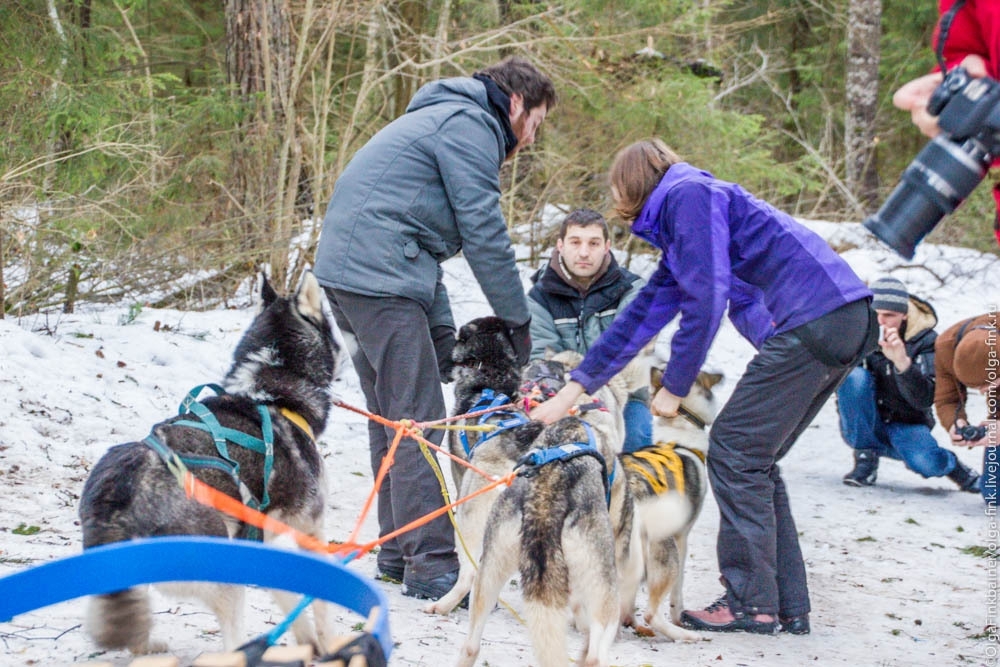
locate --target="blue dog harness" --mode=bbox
[514,419,616,506]
[142,384,277,541]
[458,388,530,457]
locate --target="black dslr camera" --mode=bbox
[864,67,1000,259]
[958,423,988,442]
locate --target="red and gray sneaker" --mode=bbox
[680,595,779,635]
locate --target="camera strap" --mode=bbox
[935,0,968,73]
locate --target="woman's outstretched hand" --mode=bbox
[530,381,586,424]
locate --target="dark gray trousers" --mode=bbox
[325,288,457,583]
[709,299,874,618]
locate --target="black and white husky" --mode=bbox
[78,272,339,655]
[426,316,544,615]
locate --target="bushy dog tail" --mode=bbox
[524,601,569,666]
[85,588,153,653]
[519,491,569,608]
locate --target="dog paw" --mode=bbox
[130,637,168,655]
[630,623,656,638]
[422,601,447,615]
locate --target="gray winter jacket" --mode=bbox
[313,77,529,330]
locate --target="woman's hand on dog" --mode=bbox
[651,387,682,418]
[530,381,586,423]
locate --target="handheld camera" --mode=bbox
[957,423,988,442]
[863,67,1000,259]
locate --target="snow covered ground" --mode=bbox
[0,221,997,666]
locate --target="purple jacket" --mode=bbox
[571,163,871,397]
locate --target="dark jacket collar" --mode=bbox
[473,73,518,157]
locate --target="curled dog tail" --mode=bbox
[85,588,154,653]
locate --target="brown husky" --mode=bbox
[618,368,721,641]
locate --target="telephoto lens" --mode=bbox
[864,68,1000,259]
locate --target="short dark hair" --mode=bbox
[476,56,557,112]
[559,208,609,241]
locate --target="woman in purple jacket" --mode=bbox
[532,139,876,636]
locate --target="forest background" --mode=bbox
[3,0,998,317]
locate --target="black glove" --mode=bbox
[506,318,532,367]
[431,325,457,383]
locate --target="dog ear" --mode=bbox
[456,320,479,344]
[260,273,279,308]
[452,321,478,365]
[697,371,724,390]
[295,272,326,325]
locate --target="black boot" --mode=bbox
[843,450,878,487]
[947,460,980,493]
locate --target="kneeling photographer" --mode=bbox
[934,314,999,506]
[867,0,1000,258]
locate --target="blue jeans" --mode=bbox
[837,367,956,478]
[982,446,998,505]
[622,397,653,453]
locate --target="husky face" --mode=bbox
[451,316,521,404]
[224,272,339,431]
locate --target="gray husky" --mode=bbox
[457,415,620,667]
[78,272,339,655]
[458,352,642,667]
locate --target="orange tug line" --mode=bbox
[180,400,519,562]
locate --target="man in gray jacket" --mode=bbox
[313,56,556,601]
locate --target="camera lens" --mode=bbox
[863,135,989,259]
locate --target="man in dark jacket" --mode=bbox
[527,208,649,450]
[837,277,979,491]
[313,57,556,601]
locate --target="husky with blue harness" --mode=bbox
[458,350,645,667]
[78,272,341,656]
[426,316,546,615]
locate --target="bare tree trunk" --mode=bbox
[430,0,452,80]
[43,0,68,197]
[387,1,427,118]
[845,0,881,214]
[225,0,292,284]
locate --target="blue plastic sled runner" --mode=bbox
[0,536,392,665]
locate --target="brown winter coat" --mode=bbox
[934,313,999,430]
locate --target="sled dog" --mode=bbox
[79,272,339,655]
[446,316,526,490]
[618,368,721,640]
[458,351,642,667]
[427,317,546,615]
